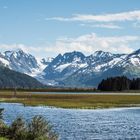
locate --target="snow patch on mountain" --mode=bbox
[0,49,49,78]
[0,57,9,66]
[0,48,140,87]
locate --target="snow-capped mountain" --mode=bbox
[42,49,140,87]
[0,49,49,77]
[43,51,86,79]
[0,49,139,87]
[41,51,87,85]
[4,49,40,74]
[41,57,54,65]
[117,49,140,67]
[0,53,9,67]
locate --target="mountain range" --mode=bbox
[0,49,140,87]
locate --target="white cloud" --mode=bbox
[0,44,44,55]
[44,33,138,55]
[46,10,140,22]
[0,33,139,57]
[0,44,28,52]
[80,23,122,29]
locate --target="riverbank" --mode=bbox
[0,91,140,109]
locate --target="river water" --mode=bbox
[0,103,140,140]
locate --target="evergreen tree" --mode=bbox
[98,76,135,91]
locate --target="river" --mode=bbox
[0,103,140,140]
[31,92,140,95]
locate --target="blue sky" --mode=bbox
[0,0,140,58]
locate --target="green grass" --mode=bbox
[0,137,8,140]
[0,91,140,109]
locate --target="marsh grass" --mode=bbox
[0,91,140,109]
[0,137,8,140]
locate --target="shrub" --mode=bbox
[0,111,58,140]
[7,117,27,140]
[0,109,4,120]
[27,116,58,140]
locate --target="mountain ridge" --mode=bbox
[0,49,139,87]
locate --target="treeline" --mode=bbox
[98,76,140,91]
[0,87,97,92]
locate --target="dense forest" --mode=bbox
[0,66,44,89]
[98,76,140,91]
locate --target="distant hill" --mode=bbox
[0,65,44,89]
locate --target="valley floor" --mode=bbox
[0,91,140,109]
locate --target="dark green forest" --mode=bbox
[98,76,140,91]
[0,66,44,89]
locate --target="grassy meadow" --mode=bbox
[0,91,140,109]
[0,138,8,140]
